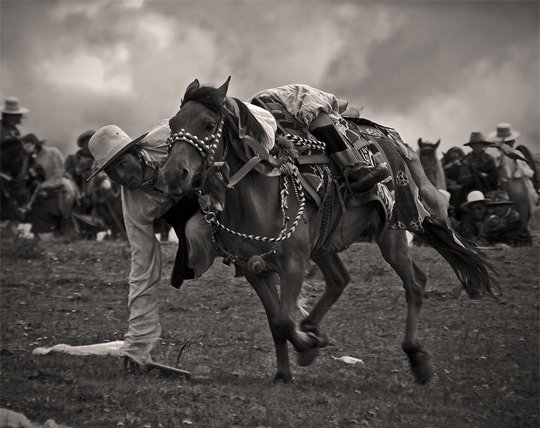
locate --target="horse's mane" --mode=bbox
[181,86,267,144]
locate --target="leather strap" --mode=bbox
[296,154,330,165]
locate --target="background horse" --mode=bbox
[163,78,495,384]
[417,138,446,191]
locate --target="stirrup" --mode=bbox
[344,164,389,193]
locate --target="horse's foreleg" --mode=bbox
[245,272,292,383]
[377,228,433,384]
[275,256,318,354]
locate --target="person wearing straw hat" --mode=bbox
[488,122,538,228]
[457,132,498,218]
[458,190,489,245]
[87,119,219,373]
[1,97,28,144]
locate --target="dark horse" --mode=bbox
[0,137,36,224]
[162,78,495,384]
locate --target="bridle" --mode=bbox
[164,105,310,271]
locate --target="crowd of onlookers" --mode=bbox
[439,127,539,247]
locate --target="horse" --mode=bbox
[162,78,495,384]
[417,139,446,191]
[0,137,37,227]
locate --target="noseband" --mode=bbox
[167,118,225,166]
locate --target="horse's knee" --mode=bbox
[403,283,424,306]
[272,315,294,338]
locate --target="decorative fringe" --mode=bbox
[414,217,498,299]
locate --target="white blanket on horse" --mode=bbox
[249,84,349,128]
[33,340,124,357]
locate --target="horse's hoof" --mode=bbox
[405,350,433,385]
[297,347,320,367]
[273,372,292,383]
[299,323,329,348]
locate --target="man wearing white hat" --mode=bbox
[87,119,219,372]
[1,97,28,144]
[459,190,489,245]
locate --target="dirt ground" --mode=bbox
[0,232,538,428]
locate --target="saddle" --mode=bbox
[223,97,406,256]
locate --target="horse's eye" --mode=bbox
[205,122,216,132]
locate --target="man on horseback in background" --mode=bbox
[1,97,27,144]
[457,132,498,219]
[488,123,538,205]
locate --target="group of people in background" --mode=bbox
[441,126,539,247]
[0,97,128,240]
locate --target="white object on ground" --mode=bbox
[331,355,365,365]
[33,340,124,356]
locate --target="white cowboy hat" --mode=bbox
[1,97,29,115]
[87,125,147,180]
[460,190,487,211]
[488,123,520,142]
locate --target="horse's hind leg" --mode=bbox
[299,254,350,342]
[245,271,292,382]
[376,228,433,384]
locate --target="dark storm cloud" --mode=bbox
[1,0,538,156]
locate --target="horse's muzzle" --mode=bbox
[163,166,191,196]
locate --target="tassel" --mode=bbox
[247,255,267,273]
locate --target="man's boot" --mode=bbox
[309,116,389,193]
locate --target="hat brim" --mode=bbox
[464,140,490,147]
[488,130,520,142]
[1,107,29,115]
[87,132,148,181]
[487,200,513,206]
[460,199,487,211]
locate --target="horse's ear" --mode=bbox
[184,79,200,98]
[435,139,441,148]
[418,138,424,147]
[216,76,231,102]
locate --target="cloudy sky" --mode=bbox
[1,0,538,157]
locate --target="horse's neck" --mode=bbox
[221,141,281,224]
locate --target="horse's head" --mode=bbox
[417,138,440,157]
[163,77,231,196]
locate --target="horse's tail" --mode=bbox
[414,217,498,299]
